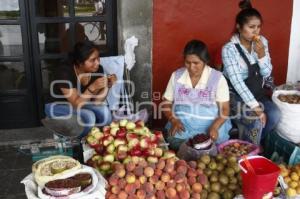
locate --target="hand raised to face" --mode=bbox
[107,74,117,88]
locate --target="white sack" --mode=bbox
[272,90,300,143]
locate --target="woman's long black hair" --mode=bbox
[68,40,99,66]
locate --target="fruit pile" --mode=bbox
[196,154,242,199]
[85,119,175,175]
[279,163,300,197]
[278,94,300,104]
[218,140,258,158]
[105,157,206,199]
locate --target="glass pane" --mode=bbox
[75,0,106,16]
[78,22,107,53]
[0,0,20,19]
[0,62,26,90]
[41,59,62,90]
[35,0,69,17]
[37,23,70,54]
[0,25,23,56]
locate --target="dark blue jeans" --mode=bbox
[231,92,281,140]
[45,102,112,137]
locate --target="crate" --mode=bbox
[263,130,300,165]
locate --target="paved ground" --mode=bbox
[0,127,52,199]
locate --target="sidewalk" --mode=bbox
[0,127,53,199]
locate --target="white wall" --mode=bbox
[287,0,300,83]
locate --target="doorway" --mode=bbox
[0,0,117,129]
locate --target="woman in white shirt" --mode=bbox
[162,40,232,151]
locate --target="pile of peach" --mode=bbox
[105,157,206,199]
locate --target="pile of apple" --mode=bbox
[105,157,206,199]
[85,119,175,176]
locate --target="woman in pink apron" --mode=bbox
[162,40,232,151]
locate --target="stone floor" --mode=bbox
[0,127,53,199]
[0,145,32,199]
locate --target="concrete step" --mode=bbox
[0,127,53,147]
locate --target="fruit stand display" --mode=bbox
[84,119,175,176]
[22,118,297,199]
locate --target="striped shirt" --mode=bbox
[222,34,272,108]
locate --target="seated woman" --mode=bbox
[162,40,232,151]
[221,0,281,144]
[45,40,116,138]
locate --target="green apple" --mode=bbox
[119,119,128,127]
[126,121,136,130]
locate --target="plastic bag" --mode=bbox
[21,165,107,199]
[177,141,217,161]
[272,90,300,143]
[217,139,260,158]
[289,146,300,166]
[112,106,148,123]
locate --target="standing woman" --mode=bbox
[162,40,232,151]
[222,0,281,143]
[45,40,116,137]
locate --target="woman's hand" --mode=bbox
[253,106,267,127]
[259,112,267,128]
[253,38,265,59]
[108,74,117,88]
[90,76,108,92]
[169,117,185,136]
[209,126,219,141]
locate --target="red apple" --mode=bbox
[135,120,145,128]
[128,138,139,149]
[103,135,114,146]
[140,138,149,149]
[117,151,127,160]
[102,126,111,134]
[116,128,127,139]
[94,145,105,155]
[126,133,138,140]
[130,148,143,157]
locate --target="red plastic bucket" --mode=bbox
[239,156,280,199]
